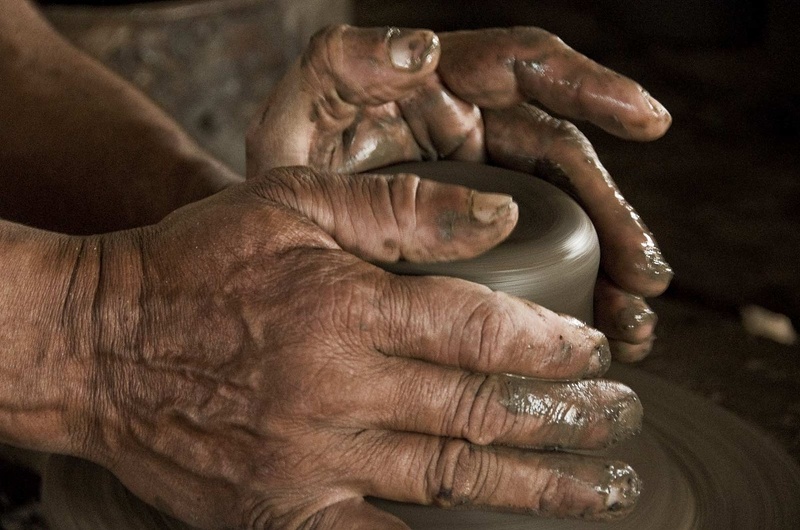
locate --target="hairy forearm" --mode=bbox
[0,0,242,234]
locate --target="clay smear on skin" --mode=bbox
[639,232,673,279]
[499,376,642,443]
[500,377,599,428]
[596,463,641,511]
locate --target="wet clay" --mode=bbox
[498,375,643,447]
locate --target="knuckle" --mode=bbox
[549,118,594,156]
[303,24,345,67]
[458,375,513,446]
[462,292,517,371]
[256,166,333,214]
[540,29,565,48]
[538,472,571,514]
[428,440,496,507]
[385,173,420,242]
[552,119,583,143]
[509,26,556,46]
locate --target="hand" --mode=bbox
[247,25,673,362]
[83,167,642,528]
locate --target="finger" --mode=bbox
[483,104,673,297]
[374,274,610,380]
[247,25,440,174]
[610,337,656,363]
[356,432,641,520]
[308,498,409,530]
[438,27,671,140]
[255,167,517,263]
[331,104,424,172]
[371,364,641,449]
[594,276,657,345]
[305,25,441,106]
[397,74,486,162]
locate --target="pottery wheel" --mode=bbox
[41,162,800,529]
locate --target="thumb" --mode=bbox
[305,25,441,105]
[253,166,518,263]
[308,498,409,529]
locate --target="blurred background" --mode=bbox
[2,0,799,527]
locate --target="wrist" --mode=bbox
[0,221,143,462]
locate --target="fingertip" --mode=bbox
[595,462,642,520]
[603,235,673,299]
[585,335,611,378]
[404,180,519,263]
[639,91,673,139]
[606,387,644,445]
[537,455,641,520]
[469,190,517,227]
[594,281,658,344]
[612,99,672,142]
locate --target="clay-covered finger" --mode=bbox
[437,27,671,140]
[255,167,517,262]
[483,104,673,297]
[308,498,410,530]
[594,275,657,345]
[247,25,440,175]
[609,337,656,363]
[372,365,641,449]
[328,104,425,172]
[305,25,441,106]
[357,433,641,520]
[373,274,610,380]
[397,75,486,162]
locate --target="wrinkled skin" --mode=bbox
[87,168,643,529]
[247,25,673,361]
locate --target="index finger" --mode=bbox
[437,27,671,140]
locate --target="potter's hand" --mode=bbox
[79,168,641,529]
[247,25,672,361]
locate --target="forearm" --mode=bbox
[0,0,242,234]
[0,218,133,458]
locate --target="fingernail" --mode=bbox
[641,88,670,119]
[387,27,439,70]
[470,191,515,224]
[585,335,611,377]
[597,463,641,517]
[647,94,671,121]
[605,392,643,444]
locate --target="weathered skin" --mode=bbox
[1,3,650,528]
[66,169,638,528]
[248,25,674,360]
